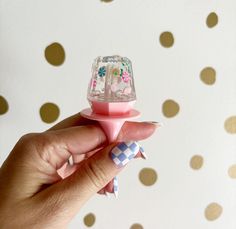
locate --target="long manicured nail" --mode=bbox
[113,176,118,198]
[68,156,74,166]
[110,141,140,167]
[139,146,148,159]
[145,121,164,127]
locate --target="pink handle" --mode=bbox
[99,120,125,143]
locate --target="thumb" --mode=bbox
[34,141,140,214]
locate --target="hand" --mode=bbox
[0,113,158,228]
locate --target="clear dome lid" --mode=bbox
[87,55,136,103]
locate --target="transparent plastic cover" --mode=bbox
[87,55,136,103]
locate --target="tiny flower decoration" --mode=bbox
[122,71,131,83]
[120,68,123,77]
[112,68,120,77]
[98,66,106,77]
[91,79,97,88]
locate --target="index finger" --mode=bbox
[48,112,159,142]
[48,113,96,131]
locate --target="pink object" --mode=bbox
[81,108,140,142]
[82,55,140,142]
[91,79,97,88]
[89,100,136,116]
[122,71,131,83]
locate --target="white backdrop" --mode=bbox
[1,0,236,228]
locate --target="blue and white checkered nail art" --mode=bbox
[110,141,140,167]
[113,176,118,198]
[140,146,148,159]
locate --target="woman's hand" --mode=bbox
[0,113,158,229]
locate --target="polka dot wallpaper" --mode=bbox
[0,0,236,228]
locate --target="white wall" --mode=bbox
[1,0,236,228]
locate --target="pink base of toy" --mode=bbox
[81,108,141,142]
[89,100,136,116]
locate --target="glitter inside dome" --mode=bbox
[87,55,137,115]
[87,55,136,103]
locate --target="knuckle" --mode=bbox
[85,125,105,144]
[18,133,37,144]
[18,132,49,150]
[14,133,45,162]
[17,132,59,161]
[31,133,62,162]
[17,133,40,150]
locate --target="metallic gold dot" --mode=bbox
[101,0,113,2]
[206,12,218,28]
[39,102,60,123]
[190,155,204,170]
[162,99,180,118]
[205,203,223,221]
[45,42,65,66]
[200,67,216,85]
[159,31,174,48]
[228,164,236,179]
[224,116,236,134]
[139,168,158,186]
[130,223,143,229]
[84,213,96,227]
[0,95,9,115]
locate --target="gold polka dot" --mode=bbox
[162,99,180,118]
[228,164,236,179]
[0,95,9,115]
[101,0,113,2]
[139,168,158,186]
[200,67,216,85]
[130,223,143,229]
[205,203,223,221]
[84,213,96,227]
[224,116,236,134]
[159,31,174,48]
[190,155,204,170]
[206,12,218,28]
[44,42,65,66]
[40,103,60,123]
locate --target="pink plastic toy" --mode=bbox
[81,55,140,142]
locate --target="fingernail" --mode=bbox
[110,141,140,167]
[139,146,148,159]
[113,176,118,198]
[145,121,163,127]
[68,156,74,166]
